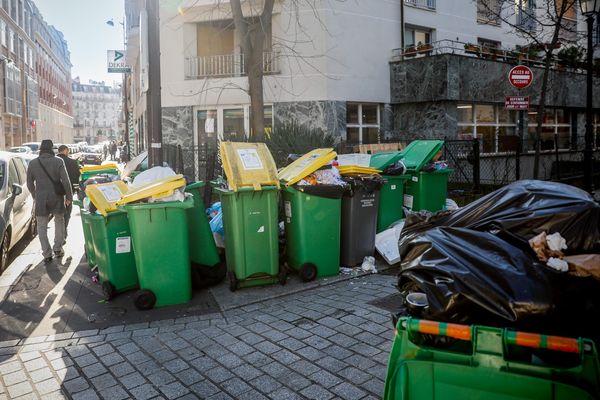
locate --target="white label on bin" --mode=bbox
[284,201,292,218]
[98,185,122,202]
[412,176,418,182]
[237,149,263,170]
[116,237,131,254]
[404,194,414,209]
[257,226,265,233]
[391,185,397,190]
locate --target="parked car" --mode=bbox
[0,152,35,273]
[80,146,104,165]
[22,142,41,154]
[8,146,32,154]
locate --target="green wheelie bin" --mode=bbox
[79,208,97,268]
[384,317,600,399]
[185,182,221,268]
[216,186,284,291]
[377,175,410,233]
[282,186,343,282]
[119,198,194,309]
[88,211,138,300]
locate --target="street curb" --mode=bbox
[0,262,33,303]
[214,264,399,313]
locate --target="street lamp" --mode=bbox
[580,0,600,193]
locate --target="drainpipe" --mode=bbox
[400,0,405,50]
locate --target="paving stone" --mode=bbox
[362,378,385,396]
[331,382,367,400]
[63,377,90,394]
[110,362,136,377]
[71,388,100,400]
[249,374,282,393]
[176,346,203,361]
[308,369,343,388]
[129,384,159,400]
[99,326,125,335]
[315,356,349,373]
[158,381,189,399]
[204,365,235,383]
[349,343,381,357]
[23,357,47,372]
[260,329,288,342]
[18,351,41,362]
[246,322,271,334]
[334,333,359,347]
[254,341,282,355]
[176,368,204,386]
[124,351,150,364]
[270,349,300,365]
[284,372,312,391]
[285,328,312,340]
[216,352,244,368]
[1,360,22,374]
[189,380,220,398]
[90,373,118,391]
[268,387,304,400]
[242,351,273,368]
[317,317,344,328]
[132,328,158,337]
[323,345,355,360]
[147,370,176,387]
[221,377,252,396]
[238,332,264,345]
[232,363,263,381]
[55,365,80,382]
[207,392,234,400]
[82,362,108,378]
[278,337,305,351]
[335,323,363,337]
[74,354,99,368]
[288,359,320,376]
[300,384,335,400]
[302,335,332,350]
[116,343,140,355]
[78,336,107,345]
[136,360,161,376]
[338,367,372,385]
[162,358,189,374]
[99,385,129,400]
[227,341,254,356]
[268,320,296,331]
[164,338,189,352]
[120,372,146,389]
[72,330,100,338]
[99,352,124,366]
[28,367,53,383]
[261,361,292,379]
[3,370,28,386]
[309,325,337,338]
[344,354,377,370]
[294,346,324,361]
[236,388,270,400]
[33,377,60,395]
[189,356,218,371]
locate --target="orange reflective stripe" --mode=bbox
[417,320,441,336]
[546,336,580,353]
[514,332,542,348]
[445,323,472,341]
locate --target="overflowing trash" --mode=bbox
[398,180,600,342]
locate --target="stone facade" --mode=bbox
[273,101,346,140]
[162,106,194,147]
[392,101,458,140]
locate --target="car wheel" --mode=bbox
[0,231,10,274]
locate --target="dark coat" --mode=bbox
[26,153,73,216]
[57,153,80,188]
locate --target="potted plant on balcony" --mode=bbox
[416,42,433,55]
[464,43,480,55]
[403,45,417,58]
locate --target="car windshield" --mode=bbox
[84,147,100,153]
[25,143,39,151]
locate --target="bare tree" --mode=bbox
[476,0,580,178]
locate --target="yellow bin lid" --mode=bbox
[85,181,129,216]
[338,166,381,175]
[277,148,337,186]
[116,175,186,206]
[220,142,279,191]
[80,163,119,173]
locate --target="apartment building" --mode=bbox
[72,78,122,145]
[0,0,73,149]
[124,0,598,158]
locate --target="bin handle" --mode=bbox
[405,318,472,342]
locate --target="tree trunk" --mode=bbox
[230,0,274,142]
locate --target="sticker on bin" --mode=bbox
[404,194,414,209]
[284,201,292,218]
[361,194,376,208]
[98,185,123,203]
[257,226,265,233]
[237,149,263,170]
[116,237,131,253]
[412,176,418,182]
[391,185,397,190]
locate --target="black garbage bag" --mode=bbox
[398,180,600,341]
[343,175,384,196]
[292,183,347,199]
[401,180,600,254]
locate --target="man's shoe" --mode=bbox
[44,256,53,264]
[54,250,64,258]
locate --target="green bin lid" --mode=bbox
[400,140,444,172]
[186,181,206,190]
[369,151,404,170]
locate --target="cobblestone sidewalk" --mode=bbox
[0,274,399,400]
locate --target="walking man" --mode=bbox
[26,140,73,263]
[57,145,80,236]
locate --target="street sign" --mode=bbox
[508,65,533,89]
[505,96,530,110]
[107,50,131,73]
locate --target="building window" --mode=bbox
[477,0,501,25]
[457,103,517,153]
[527,109,571,151]
[346,103,380,145]
[405,26,432,48]
[26,75,38,119]
[404,0,436,10]
[4,62,22,116]
[516,0,537,31]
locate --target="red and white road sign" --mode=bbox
[505,96,530,110]
[508,65,533,89]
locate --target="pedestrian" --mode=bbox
[110,141,117,160]
[103,143,108,160]
[57,145,80,239]
[26,140,73,264]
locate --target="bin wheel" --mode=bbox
[228,271,237,292]
[278,267,288,286]
[299,263,318,282]
[102,281,115,301]
[134,290,156,310]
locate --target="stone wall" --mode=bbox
[391,101,458,139]
[161,106,193,147]
[273,101,346,140]
[391,54,600,109]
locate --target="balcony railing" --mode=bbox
[404,0,436,10]
[185,52,280,80]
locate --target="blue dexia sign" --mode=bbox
[107,50,131,73]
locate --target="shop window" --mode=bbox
[527,109,571,150]
[346,103,380,145]
[457,103,517,153]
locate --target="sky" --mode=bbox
[34,0,125,86]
